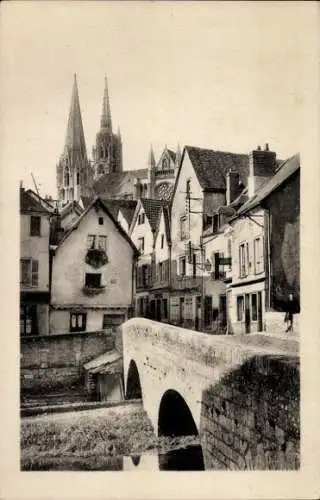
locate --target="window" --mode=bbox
[162,158,168,169]
[20,305,38,336]
[20,259,38,287]
[180,215,187,240]
[237,296,244,321]
[70,313,87,332]
[161,234,164,249]
[64,169,70,186]
[98,235,107,251]
[138,237,145,254]
[138,213,145,225]
[254,236,264,274]
[142,265,148,286]
[30,216,41,236]
[87,234,96,249]
[179,256,186,276]
[87,234,107,251]
[251,293,258,321]
[76,171,80,185]
[102,314,124,329]
[239,243,248,278]
[98,217,104,225]
[85,273,101,288]
[159,262,164,281]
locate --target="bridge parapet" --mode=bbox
[122,317,298,376]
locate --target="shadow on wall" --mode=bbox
[200,353,300,470]
[126,359,142,400]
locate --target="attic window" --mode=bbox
[99,217,104,225]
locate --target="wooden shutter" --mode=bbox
[31,260,39,287]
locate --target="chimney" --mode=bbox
[226,170,240,205]
[248,145,276,198]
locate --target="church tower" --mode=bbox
[56,74,93,205]
[92,76,123,179]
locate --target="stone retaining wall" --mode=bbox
[200,354,300,470]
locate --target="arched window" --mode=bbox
[139,184,143,197]
[61,189,65,200]
[76,171,80,185]
[69,188,74,200]
[144,184,148,196]
[100,147,104,159]
[64,168,70,187]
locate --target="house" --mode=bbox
[20,187,53,336]
[50,196,138,334]
[227,145,282,335]
[169,145,249,330]
[235,153,300,336]
[149,205,172,322]
[129,198,169,317]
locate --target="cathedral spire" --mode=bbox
[64,74,87,157]
[101,75,112,131]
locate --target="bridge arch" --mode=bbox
[158,389,199,437]
[126,359,143,400]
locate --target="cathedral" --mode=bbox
[56,75,179,206]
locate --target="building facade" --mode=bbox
[50,197,138,334]
[20,188,53,336]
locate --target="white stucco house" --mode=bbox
[50,196,138,334]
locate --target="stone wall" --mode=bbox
[21,331,114,395]
[200,354,300,470]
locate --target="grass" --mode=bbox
[21,404,199,470]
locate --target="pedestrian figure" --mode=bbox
[284,294,294,332]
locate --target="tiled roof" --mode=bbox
[236,154,300,215]
[99,198,138,226]
[60,200,83,217]
[185,146,249,190]
[140,198,170,232]
[20,188,52,214]
[93,169,148,198]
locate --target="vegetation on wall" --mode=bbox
[85,249,108,269]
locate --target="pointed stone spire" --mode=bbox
[101,75,112,131]
[64,74,87,157]
[117,126,121,139]
[148,144,156,168]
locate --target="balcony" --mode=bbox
[171,275,203,291]
[155,169,175,178]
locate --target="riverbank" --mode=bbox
[21,402,199,470]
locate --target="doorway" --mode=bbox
[245,294,250,333]
[257,291,263,332]
[179,297,184,326]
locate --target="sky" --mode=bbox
[1,1,318,198]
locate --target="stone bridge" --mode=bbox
[122,318,300,470]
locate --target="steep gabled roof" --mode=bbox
[93,169,149,198]
[236,153,300,216]
[56,196,139,256]
[185,146,249,190]
[80,195,94,209]
[99,198,138,226]
[20,188,52,214]
[140,198,170,233]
